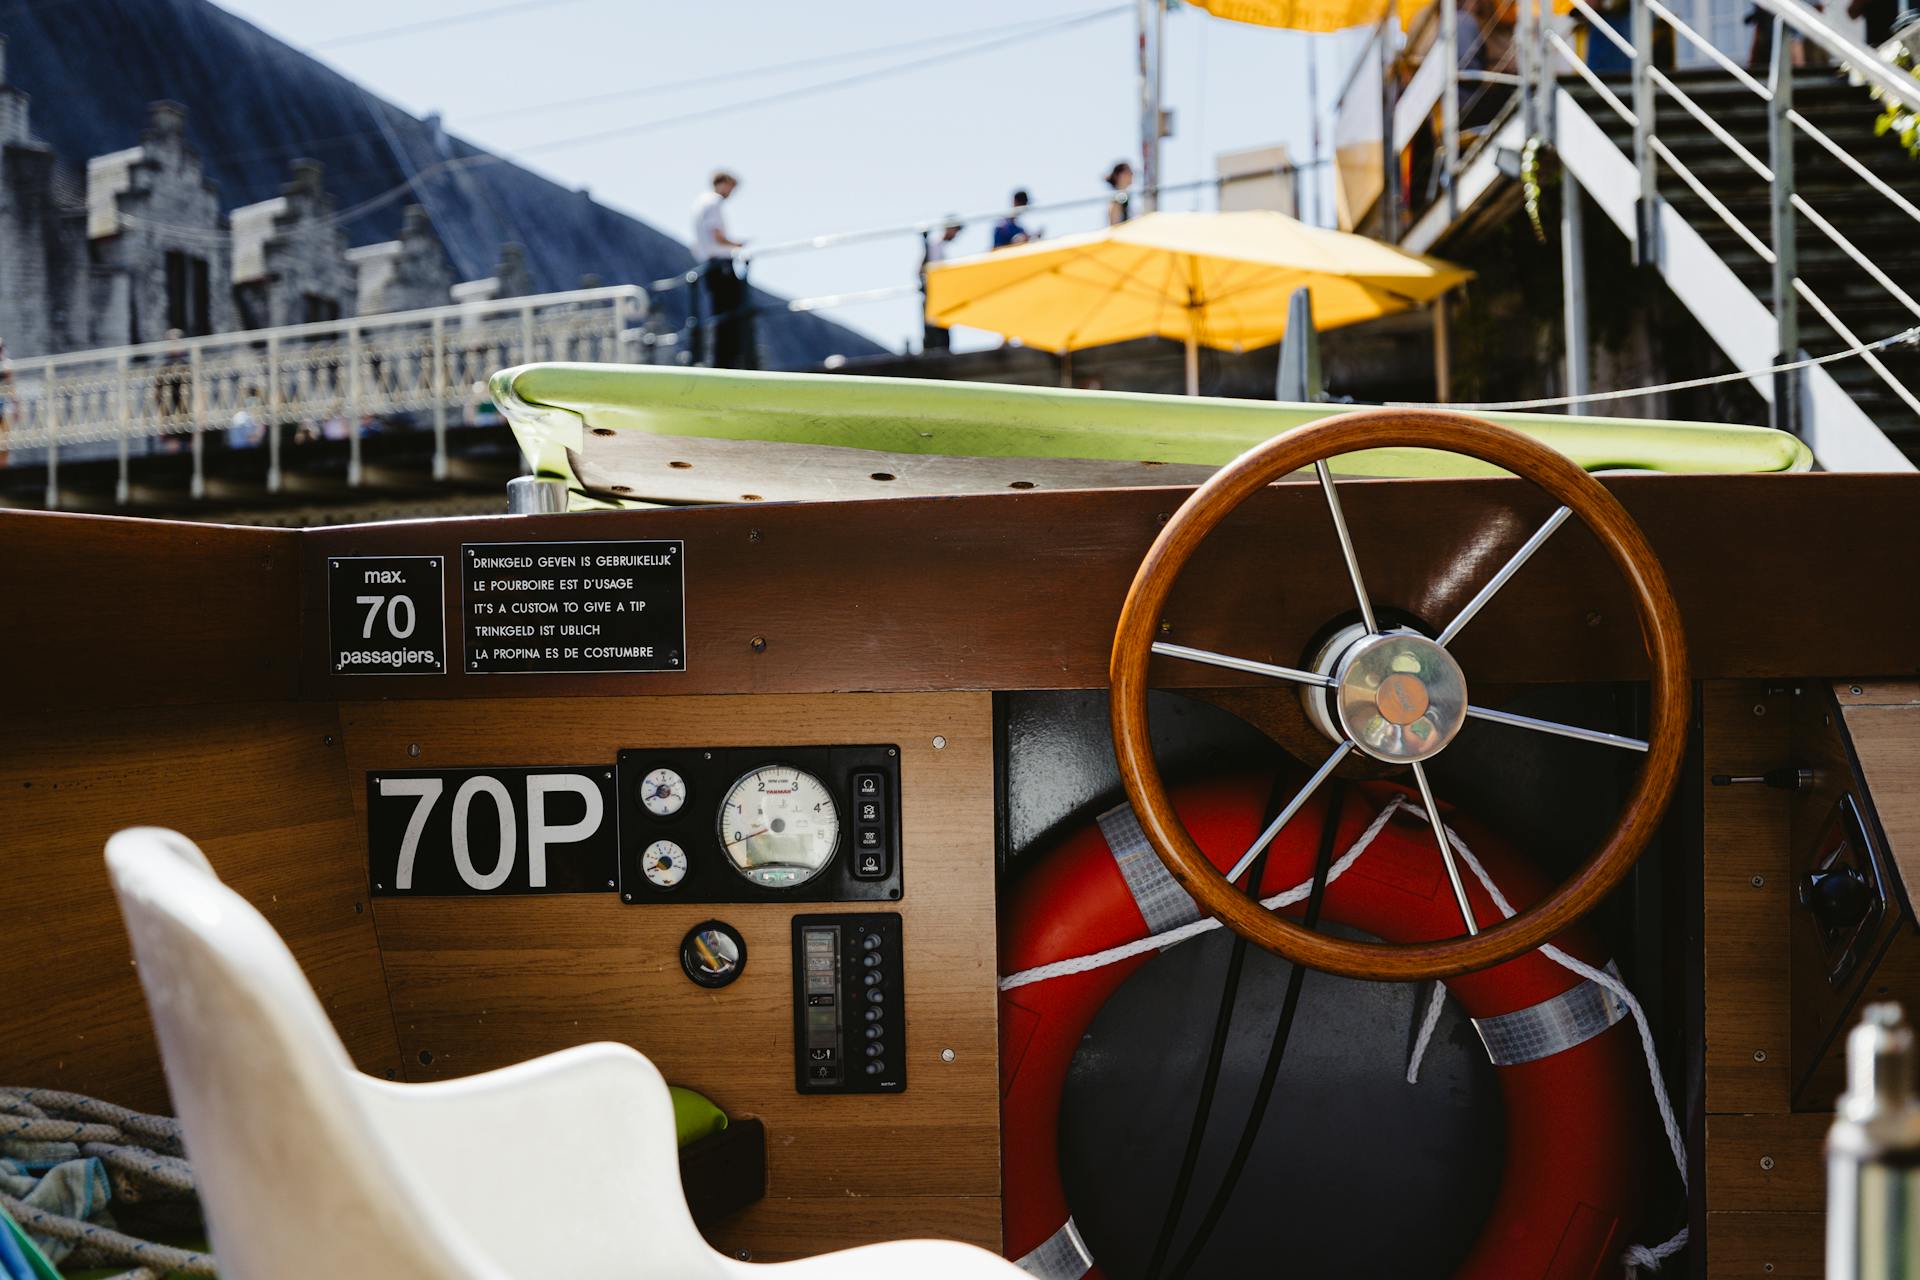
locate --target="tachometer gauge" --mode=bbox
[716,765,840,888]
[641,839,688,889]
[638,766,688,818]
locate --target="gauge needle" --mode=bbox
[692,936,722,970]
[740,827,769,841]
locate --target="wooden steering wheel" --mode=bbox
[1109,409,1689,981]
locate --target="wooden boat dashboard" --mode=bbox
[4,468,1919,1275]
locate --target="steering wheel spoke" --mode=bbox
[1410,762,1481,937]
[1224,741,1353,884]
[1465,703,1650,752]
[1436,505,1573,647]
[1150,641,1338,689]
[1314,460,1380,635]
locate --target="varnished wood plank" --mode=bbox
[1705,1113,1829,1212]
[1839,693,1920,902]
[0,510,298,712]
[1835,682,1920,707]
[703,1195,1002,1262]
[345,694,1002,1217]
[297,472,1920,699]
[0,704,403,1112]
[1703,682,1795,1113]
[1707,1211,1822,1278]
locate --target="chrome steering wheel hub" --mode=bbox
[1315,627,1469,764]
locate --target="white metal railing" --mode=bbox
[1331,0,1920,446]
[0,285,649,506]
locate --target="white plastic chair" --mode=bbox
[105,827,1025,1279]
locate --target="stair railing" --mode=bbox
[1357,0,1920,439]
[0,285,648,509]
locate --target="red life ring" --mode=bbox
[999,774,1653,1279]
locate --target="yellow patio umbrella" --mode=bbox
[1191,0,1425,33]
[924,209,1470,395]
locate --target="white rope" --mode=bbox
[1405,982,1450,1084]
[1393,323,1920,411]
[997,797,1408,992]
[1393,805,1691,1274]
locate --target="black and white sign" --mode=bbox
[462,540,685,674]
[327,556,446,675]
[367,767,618,896]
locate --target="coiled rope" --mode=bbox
[0,1089,214,1279]
[998,796,1689,1275]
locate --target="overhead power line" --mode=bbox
[305,4,1133,230]
[315,0,591,50]
[464,5,1127,124]
[97,5,1132,241]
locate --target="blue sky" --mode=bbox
[215,0,1366,352]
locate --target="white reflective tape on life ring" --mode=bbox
[1014,1216,1095,1280]
[1098,801,1203,936]
[1471,960,1628,1066]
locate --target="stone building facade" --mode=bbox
[0,39,532,363]
[231,159,354,330]
[86,100,235,346]
[345,204,457,316]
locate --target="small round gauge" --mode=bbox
[641,839,688,889]
[716,764,840,889]
[637,766,687,818]
[681,921,746,988]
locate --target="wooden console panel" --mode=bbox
[341,692,1001,1259]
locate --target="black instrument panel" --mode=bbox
[615,745,903,904]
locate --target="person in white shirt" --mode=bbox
[920,217,963,353]
[691,171,750,367]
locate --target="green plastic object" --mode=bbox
[670,1085,728,1148]
[491,362,1814,503]
[0,1204,63,1280]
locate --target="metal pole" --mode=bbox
[266,333,282,493]
[114,352,130,506]
[430,313,448,480]
[1307,44,1324,225]
[1767,17,1801,435]
[43,365,59,511]
[1380,26,1399,241]
[1442,0,1462,220]
[1562,176,1591,408]
[520,300,536,364]
[346,321,362,487]
[1631,0,1659,265]
[1517,0,1539,136]
[189,345,204,501]
[1433,296,1452,403]
[1137,0,1161,213]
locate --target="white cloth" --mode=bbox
[692,190,732,262]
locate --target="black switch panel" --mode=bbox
[792,913,905,1094]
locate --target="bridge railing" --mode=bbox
[0,285,649,505]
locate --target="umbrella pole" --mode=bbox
[1184,325,1199,397]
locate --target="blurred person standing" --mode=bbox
[992,190,1033,248]
[920,217,963,353]
[1105,163,1135,225]
[692,170,750,368]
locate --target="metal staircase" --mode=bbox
[1354,0,1920,470]
[1568,67,1920,449]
